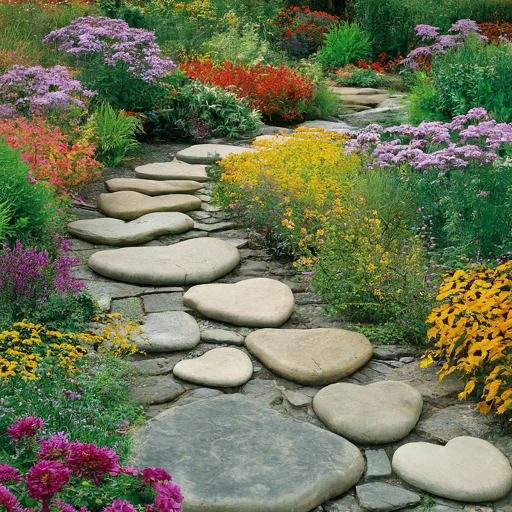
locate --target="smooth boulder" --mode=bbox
[176,144,255,165]
[98,191,201,221]
[172,347,253,387]
[313,381,423,444]
[67,213,194,246]
[392,437,512,502]
[105,178,202,195]
[183,278,294,327]
[132,394,365,512]
[88,238,241,286]
[135,161,210,182]
[245,328,373,385]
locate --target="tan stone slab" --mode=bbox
[340,94,390,107]
[134,161,210,182]
[245,328,373,385]
[97,191,201,221]
[105,178,202,195]
[176,144,256,165]
[329,86,389,95]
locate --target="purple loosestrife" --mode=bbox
[0,65,95,118]
[44,17,176,83]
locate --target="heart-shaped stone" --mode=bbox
[392,436,512,502]
[313,381,423,444]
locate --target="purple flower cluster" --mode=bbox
[44,17,176,83]
[343,108,512,171]
[0,65,96,118]
[402,19,480,68]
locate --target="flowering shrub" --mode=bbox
[181,60,314,122]
[423,261,512,418]
[344,109,512,257]
[0,65,95,118]
[0,117,101,195]
[0,418,183,512]
[274,6,337,54]
[477,22,512,42]
[357,53,402,73]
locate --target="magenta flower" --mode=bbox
[103,499,138,512]
[38,433,71,461]
[0,484,21,512]
[140,467,171,485]
[0,465,22,485]
[66,442,120,485]
[55,499,91,512]
[25,460,71,512]
[119,466,138,477]
[152,482,183,512]
[7,416,45,441]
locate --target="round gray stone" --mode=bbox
[245,328,373,385]
[67,213,194,246]
[132,394,365,512]
[172,347,253,387]
[392,437,512,502]
[176,144,256,165]
[134,161,210,182]
[105,178,203,195]
[88,238,241,286]
[183,278,294,327]
[97,191,201,221]
[137,312,200,352]
[313,381,423,444]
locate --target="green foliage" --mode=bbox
[90,103,143,168]
[304,84,341,119]
[407,74,444,124]
[320,21,371,69]
[335,66,382,88]
[144,79,262,140]
[0,141,63,248]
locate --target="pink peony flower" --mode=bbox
[25,460,71,512]
[38,433,71,462]
[119,466,138,477]
[152,482,183,512]
[0,465,22,484]
[103,499,137,512]
[66,442,120,485]
[55,498,91,512]
[7,416,45,441]
[140,467,171,485]
[0,484,21,512]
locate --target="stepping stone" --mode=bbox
[364,450,392,482]
[132,394,365,512]
[105,178,202,195]
[134,161,210,182]
[201,328,244,346]
[356,483,420,511]
[67,213,194,246]
[130,376,185,405]
[183,278,294,327]
[136,312,200,352]
[392,437,512,502]
[297,120,354,132]
[97,191,201,221]
[176,144,255,165]
[312,381,423,444]
[172,347,253,387]
[88,238,241,286]
[245,328,373,385]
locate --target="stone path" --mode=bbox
[68,139,512,512]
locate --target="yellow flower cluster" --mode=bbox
[423,261,512,417]
[0,315,145,381]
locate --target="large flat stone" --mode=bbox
[296,120,354,131]
[329,87,389,96]
[392,437,512,502]
[130,375,185,405]
[313,381,423,444]
[172,347,253,387]
[132,394,365,512]
[176,144,255,165]
[88,238,241,286]
[134,161,210,182]
[68,213,194,246]
[105,178,203,195]
[183,278,294,327]
[356,483,420,511]
[245,328,373,385]
[97,191,201,221]
[136,312,200,352]
[341,94,389,107]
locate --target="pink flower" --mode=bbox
[119,466,138,477]
[140,468,171,485]
[66,442,120,485]
[25,460,71,512]
[0,484,21,512]
[103,499,137,512]
[152,482,183,512]
[7,416,45,441]
[38,433,71,462]
[55,498,91,512]
[0,465,22,484]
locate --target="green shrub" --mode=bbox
[304,84,341,119]
[90,103,143,167]
[320,21,371,69]
[334,66,383,88]
[407,73,443,124]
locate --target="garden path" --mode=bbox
[67,138,512,512]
